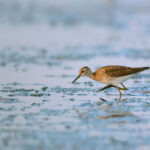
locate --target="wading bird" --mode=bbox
[72,66,149,96]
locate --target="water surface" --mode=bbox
[0,0,150,150]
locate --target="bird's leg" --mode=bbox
[120,83,128,90]
[99,85,116,91]
[99,84,124,96]
[116,85,122,96]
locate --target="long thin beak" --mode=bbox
[72,75,80,84]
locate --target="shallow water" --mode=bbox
[0,0,150,150]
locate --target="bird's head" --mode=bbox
[72,66,92,84]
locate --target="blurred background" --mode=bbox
[0,0,150,150]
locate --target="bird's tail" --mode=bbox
[134,67,150,73]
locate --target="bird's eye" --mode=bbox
[81,71,84,73]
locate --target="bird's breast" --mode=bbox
[94,70,112,84]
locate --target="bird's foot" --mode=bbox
[119,87,128,91]
[121,83,128,90]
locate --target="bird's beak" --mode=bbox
[72,75,80,84]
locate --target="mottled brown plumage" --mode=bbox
[97,66,149,77]
[72,65,149,96]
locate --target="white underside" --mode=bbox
[108,74,134,86]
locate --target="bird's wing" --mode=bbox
[101,66,149,77]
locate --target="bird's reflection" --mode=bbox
[99,95,127,103]
[97,97,134,120]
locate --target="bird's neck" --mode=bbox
[88,72,95,80]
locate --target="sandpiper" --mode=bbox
[72,65,149,96]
